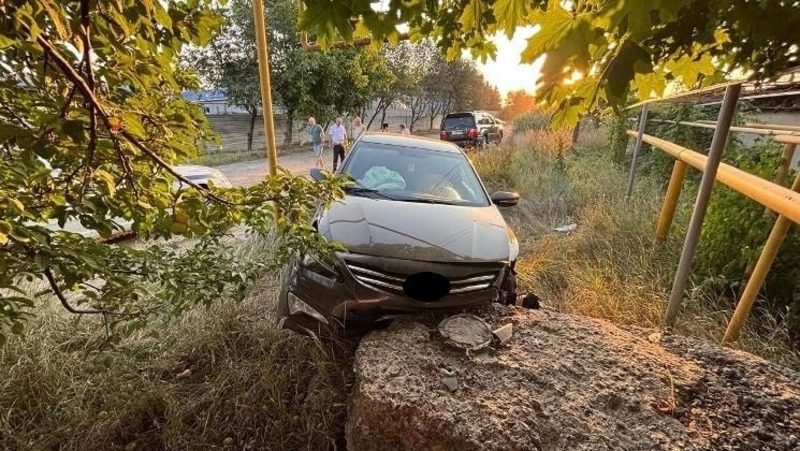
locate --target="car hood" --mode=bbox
[317,196,516,263]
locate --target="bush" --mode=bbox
[513,110,552,133]
[693,139,800,339]
[472,130,800,369]
[0,235,350,450]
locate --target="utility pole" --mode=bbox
[252,0,278,178]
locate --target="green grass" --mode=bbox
[188,143,307,167]
[473,128,800,370]
[0,235,350,451]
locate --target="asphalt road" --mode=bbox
[214,150,318,187]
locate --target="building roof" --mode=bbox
[628,66,800,109]
[182,89,228,103]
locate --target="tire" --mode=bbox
[480,135,489,150]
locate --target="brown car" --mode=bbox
[278,133,520,334]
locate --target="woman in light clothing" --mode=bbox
[351,117,366,141]
[303,117,325,168]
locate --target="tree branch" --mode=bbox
[44,267,112,315]
[32,29,234,205]
[79,0,97,199]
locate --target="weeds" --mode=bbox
[0,235,350,451]
[473,128,800,370]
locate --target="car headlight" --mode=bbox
[509,236,519,261]
[301,253,339,278]
[287,292,329,324]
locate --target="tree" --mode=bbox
[191,0,393,144]
[299,0,800,124]
[0,0,345,340]
[502,90,538,120]
[187,0,301,148]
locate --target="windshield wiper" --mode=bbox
[344,186,398,201]
[400,197,463,206]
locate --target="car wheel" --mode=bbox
[499,269,517,305]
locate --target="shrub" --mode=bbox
[513,110,552,133]
[693,139,800,339]
[472,133,800,368]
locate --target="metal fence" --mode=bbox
[625,82,800,343]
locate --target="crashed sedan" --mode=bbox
[278,133,520,334]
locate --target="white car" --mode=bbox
[42,165,232,239]
[173,164,233,189]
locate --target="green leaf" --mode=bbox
[521,5,592,64]
[493,0,529,36]
[459,0,486,30]
[633,72,666,101]
[153,3,173,28]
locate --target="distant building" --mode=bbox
[182,89,284,115]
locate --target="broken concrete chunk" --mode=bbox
[438,313,492,351]
[492,323,513,345]
[439,367,458,392]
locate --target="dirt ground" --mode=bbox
[347,305,800,451]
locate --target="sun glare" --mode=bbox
[472,27,544,96]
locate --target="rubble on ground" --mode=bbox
[347,306,800,451]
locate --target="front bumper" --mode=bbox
[279,252,511,332]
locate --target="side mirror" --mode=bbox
[309,167,327,181]
[491,191,520,207]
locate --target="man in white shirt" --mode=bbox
[329,116,348,171]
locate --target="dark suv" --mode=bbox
[439,112,503,149]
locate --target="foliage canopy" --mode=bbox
[300,0,800,124]
[0,0,345,341]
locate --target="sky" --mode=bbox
[472,27,544,97]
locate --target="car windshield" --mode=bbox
[442,115,475,129]
[341,142,489,206]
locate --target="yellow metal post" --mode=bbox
[252,0,278,178]
[655,160,688,243]
[737,142,797,297]
[723,169,800,343]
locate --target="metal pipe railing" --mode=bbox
[661,84,741,329]
[626,131,800,224]
[649,119,800,137]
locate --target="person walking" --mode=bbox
[303,117,325,168]
[329,116,348,171]
[399,123,411,135]
[351,117,366,141]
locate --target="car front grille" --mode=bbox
[345,262,498,296]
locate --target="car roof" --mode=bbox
[359,132,462,153]
[444,111,494,117]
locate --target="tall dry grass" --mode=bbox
[472,127,800,369]
[0,235,350,451]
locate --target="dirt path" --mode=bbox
[214,150,317,187]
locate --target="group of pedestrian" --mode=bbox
[304,117,410,170]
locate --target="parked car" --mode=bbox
[42,165,232,239]
[278,133,520,335]
[173,164,233,189]
[439,111,504,149]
